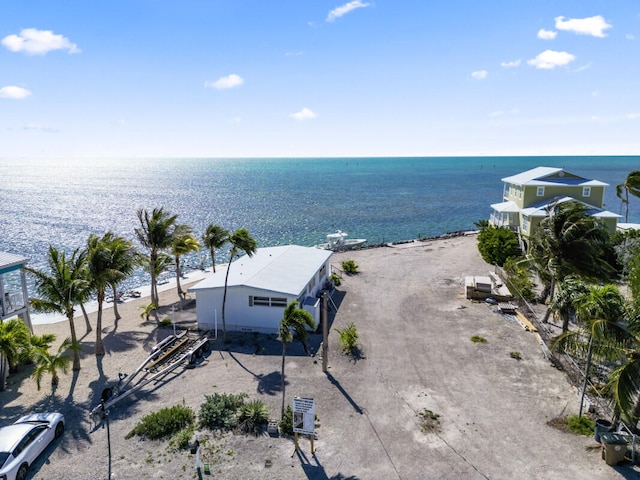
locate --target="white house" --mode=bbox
[189,245,333,334]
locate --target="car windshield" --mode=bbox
[0,451,9,468]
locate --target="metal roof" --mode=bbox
[0,251,28,274]
[520,196,621,219]
[189,245,333,296]
[490,200,520,213]
[501,167,608,187]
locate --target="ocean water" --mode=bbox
[1,156,638,291]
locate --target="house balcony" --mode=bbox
[1,291,26,318]
[489,213,518,231]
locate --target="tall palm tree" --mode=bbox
[550,276,589,332]
[221,228,257,341]
[553,284,629,417]
[278,301,315,418]
[135,208,178,306]
[202,224,229,273]
[87,232,134,356]
[27,247,88,371]
[529,201,613,324]
[107,236,137,321]
[616,170,640,223]
[171,226,202,300]
[31,337,74,391]
[0,318,31,388]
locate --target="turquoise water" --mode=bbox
[1,156,638,289]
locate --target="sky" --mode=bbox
[1,1,639,158]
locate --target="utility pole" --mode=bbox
[322,292,329,372]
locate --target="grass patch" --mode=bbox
[510,351,522,360]
[547,415,594,436]
[470,335,487,343]
[417,408,441,433]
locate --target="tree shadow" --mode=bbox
[226,351,284,396]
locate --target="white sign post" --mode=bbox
[292,397,315,455]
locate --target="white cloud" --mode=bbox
[326,1,371,22]
[626,33,635,40]
[527,50,575,69]
[0,86,32,99]
[205,74,244,90]
[285,51,304,57]
[554,15,611,38]
[471,70,488,80]
[2,28,80,55]
[537,29,557,40]
[628,113,640,120]
[290,107,317,120]
[500,59,521,68]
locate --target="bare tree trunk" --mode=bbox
[111,285,121,320]
[80,303,92,332]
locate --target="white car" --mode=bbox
[0,412,64,480]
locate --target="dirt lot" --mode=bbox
[1,234,638,479]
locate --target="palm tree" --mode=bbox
[107,236,137,321]
[616,170,640,223]
[278,301,316,418]
[27,247,88,371]
[202,224,229,273]
[87,232,135,356]
[553,284,629,417]
[31,337,74,391]
[135,208,178,306]
[221,228,258,341]
[0,318,31,390]
[171,226,202,300]
[529,201,613,324]
[550,276,589,332]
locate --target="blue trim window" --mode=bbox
[583,186,591,197]
[536,187,544,197]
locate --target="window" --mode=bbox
[319,264,326,278]
[253,296,270,306]
[583,187,591,197]
[270,297,287,307]
[536,186,544,197]
[249,295,287,307]
[522,216,529,232]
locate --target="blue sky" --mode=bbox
[1,1,638,158]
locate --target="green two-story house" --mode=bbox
[490,166,620,250]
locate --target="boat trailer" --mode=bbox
[90,330,210,423]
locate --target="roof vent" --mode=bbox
[559,171,565,177]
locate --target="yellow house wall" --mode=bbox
[522,185,605,208]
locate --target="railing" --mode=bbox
[1,291,25,316]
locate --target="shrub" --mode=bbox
[159,318,172,327]
[470,335,487,343]
[335,322,359,354]
[278,405,294,435]
[417,408,441,433]
[198,392,248,430]
[330,273,342,287]
[126,404,194,440]
[566,415,595,436]
[510,351,522,360]
[237,400,270,435]
[503,257,536,301]
[341,260,359,274]
[477,226,520,266]
[169,426,195,450]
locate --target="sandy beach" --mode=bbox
[1,234,634,479]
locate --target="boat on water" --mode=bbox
[316,230,367,251]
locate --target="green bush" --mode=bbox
[169,426,195,450]
[159,318,172,327]
[341,260,359,274]
[237,400,270,435]
[126,404,194,440]
[470,335,487,343]
[503,257,535,301]
[477,226,520,267]
[198,392,248,430]
[566,415,595,436]
[335,322,359,353]
[510,351,522,360]
[278,405,294,435]
[330,273,342,286]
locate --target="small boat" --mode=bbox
[316,230,367,251]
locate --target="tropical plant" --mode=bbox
[221,228,257,341]
[86,232,134,356]
[502,257,535,301]
[528,201,613,321]
[105,235,137,321]
[0,317,31,374]
[552,284,629,417]
[473,219,490,232]
[135,207,179,307]
[550,276,589,332]
[616,170,640,223]
[202,224,229,273]
[27,247,89,371]
[139,302,157,321]
[198,392,248,430]
[477,226,520,266]
[171,226,201,300]
[278,405,294,435]
[341,260,358,274]
[237,399,270,435]
[335,322,359,354]
[278,301,315,418]
[126,404,194,440]
[30,337,74,391]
